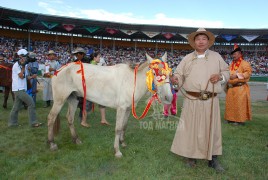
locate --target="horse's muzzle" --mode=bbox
[160,94,173,104]
[161,95,173,104]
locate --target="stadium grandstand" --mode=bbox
[0,6,267,75]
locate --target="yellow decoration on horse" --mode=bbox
[146,59,172,94]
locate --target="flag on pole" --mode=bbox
[9,17,30,26]
[63,24,75,32]
[41,21,58,29]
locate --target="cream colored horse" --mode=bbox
[47,53,173,157]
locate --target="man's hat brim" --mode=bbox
[48,50,56,55]
[72,48,86,54]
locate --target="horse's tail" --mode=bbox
[53,114,61,135]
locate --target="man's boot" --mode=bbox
[186,158,197,168]
[208,155,225,172]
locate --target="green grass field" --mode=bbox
[250,76,268,82]
[0,91,267,179]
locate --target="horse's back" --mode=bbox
[83,63,146,108]
[51,62,137,108]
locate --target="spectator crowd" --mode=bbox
[0,36,267,75]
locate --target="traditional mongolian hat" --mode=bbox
[187,28,215,49]
[47,50,56,55]
[72,47,86,54]
[231,44,242,54]
[28,52,37,59]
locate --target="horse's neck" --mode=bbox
[134,67,148,99]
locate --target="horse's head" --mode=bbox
[145,52,173,104]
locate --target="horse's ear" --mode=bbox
[161,52,167,62]
[146,53,153,63]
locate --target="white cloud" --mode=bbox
[142,13,224,28]
[80,9,141,22]
[80,10,224,28]
[38,2,48,8]
[259,24,268,28]
[50,0,64,4]
[65,12,81,18]
[38,2,58,15]
[38,1,80,18]
[37,4,225,28]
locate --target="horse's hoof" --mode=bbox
[115,151,123,158]
[121,142,127,148]
[50,143,58,151]
[75,138,82,144]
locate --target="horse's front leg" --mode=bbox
[66,95,81,144]
[119,108,131,148]
[114,107,127,158]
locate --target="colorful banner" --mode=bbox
[106,28,118,35]
[142,31,160,38]
[162,32,175,39]
[63,24,75,32]
[41,21,58,30]
[241,35,259,42]
[179,33,217,40]
[84,26,100,33]
[221,34,237,41]
[179,33,188,39]
[9,17,30,26]
[120,29,137,35]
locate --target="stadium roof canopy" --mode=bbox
[0,6,268,44]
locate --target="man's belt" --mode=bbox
[43,74,52,78]
[227,82,245,88]
[186,91,217,100]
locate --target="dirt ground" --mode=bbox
[218,82,268,102]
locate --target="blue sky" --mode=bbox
[1,0,267,29]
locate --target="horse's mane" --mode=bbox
[56,61,148,75]
[127,61,148,71]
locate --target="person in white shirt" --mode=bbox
[8,49,42,127]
